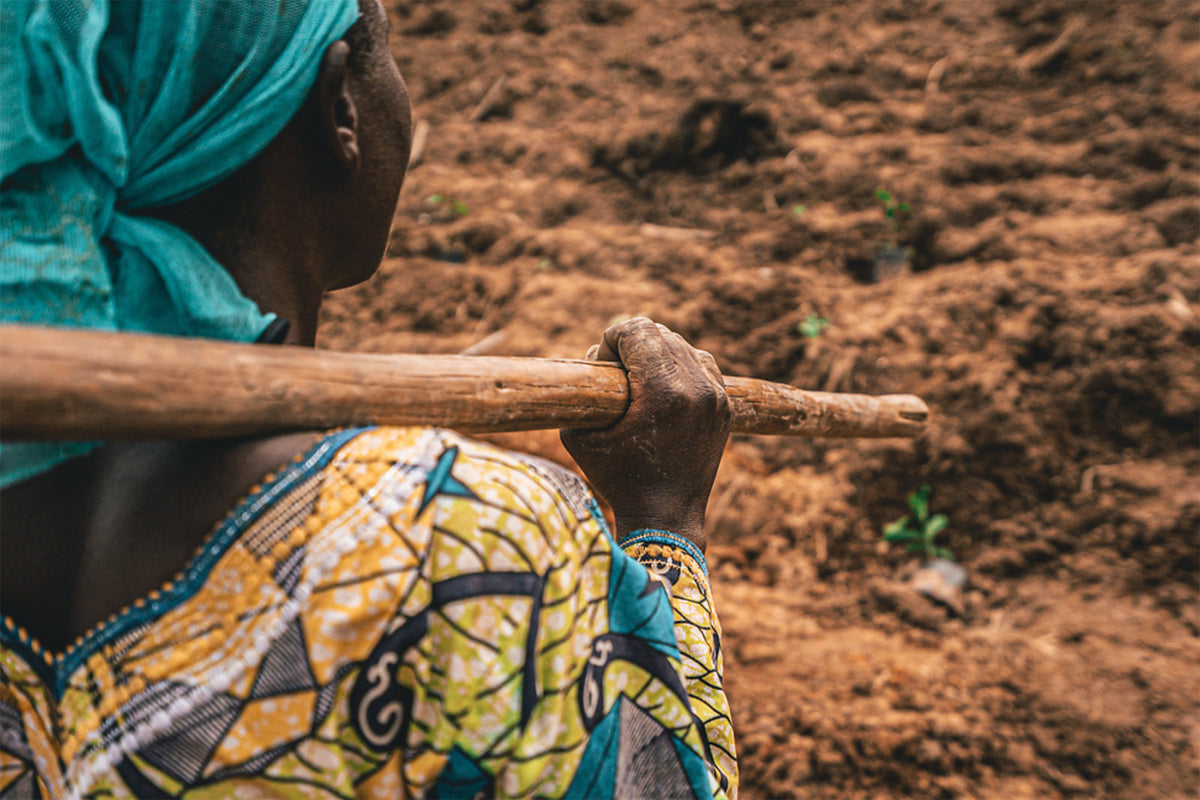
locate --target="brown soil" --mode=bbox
[320,2,1200,797]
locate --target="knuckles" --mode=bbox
[602,318,730,429]
[651,371,730,426]
[695,379,732,428]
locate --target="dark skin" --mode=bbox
[0,0,730,654]
[560,319,731,550]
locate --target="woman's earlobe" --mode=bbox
[315,40,360,174]
[336,101,361,173]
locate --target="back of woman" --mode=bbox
[0,1,738,797]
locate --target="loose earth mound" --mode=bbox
[320,2,1200,797]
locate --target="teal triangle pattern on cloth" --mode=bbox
[416,446,480,518]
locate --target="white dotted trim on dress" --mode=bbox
[66,431,442,800]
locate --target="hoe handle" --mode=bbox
[0,326,928,440]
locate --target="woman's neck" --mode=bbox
[142,137,334,348]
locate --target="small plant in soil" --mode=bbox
[872,189,914,280]
[883,485,952,563]
[875,190,911,243]
[423,194,471,221]
[798,313,829,339]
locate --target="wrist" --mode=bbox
[615,517,705,553]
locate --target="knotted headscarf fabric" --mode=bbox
[0,0,359,487]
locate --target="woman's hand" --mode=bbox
[560,317,731,552]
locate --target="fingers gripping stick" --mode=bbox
[559,317,734,545]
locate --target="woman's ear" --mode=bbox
[314,40,360,174]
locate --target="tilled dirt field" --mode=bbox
[320,2,1200,797]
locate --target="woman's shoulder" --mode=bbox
[294,429,604,554]
[309,426,605,535]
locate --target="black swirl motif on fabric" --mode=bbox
[577,633,690,732]
[639,555,682,587]
[578,632,728,793]
[349,615,428,753]
[350,571,544,753]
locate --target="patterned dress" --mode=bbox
[0,427,737,799]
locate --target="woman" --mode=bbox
[0,1,737,798]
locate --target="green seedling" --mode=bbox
[883,485,952,563]
[875,190,910,221]
[875,190,911,252]
[792,204,806,217]
[798,313,829,339]
[424,194,470,219]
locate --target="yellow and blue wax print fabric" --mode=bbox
[0,427,737,799]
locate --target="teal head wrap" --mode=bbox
[1,0,360,487]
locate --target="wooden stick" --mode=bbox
[638,223,717,243]
[0,326,928,440]
[469,76,508,123]
[407,119,430,169]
